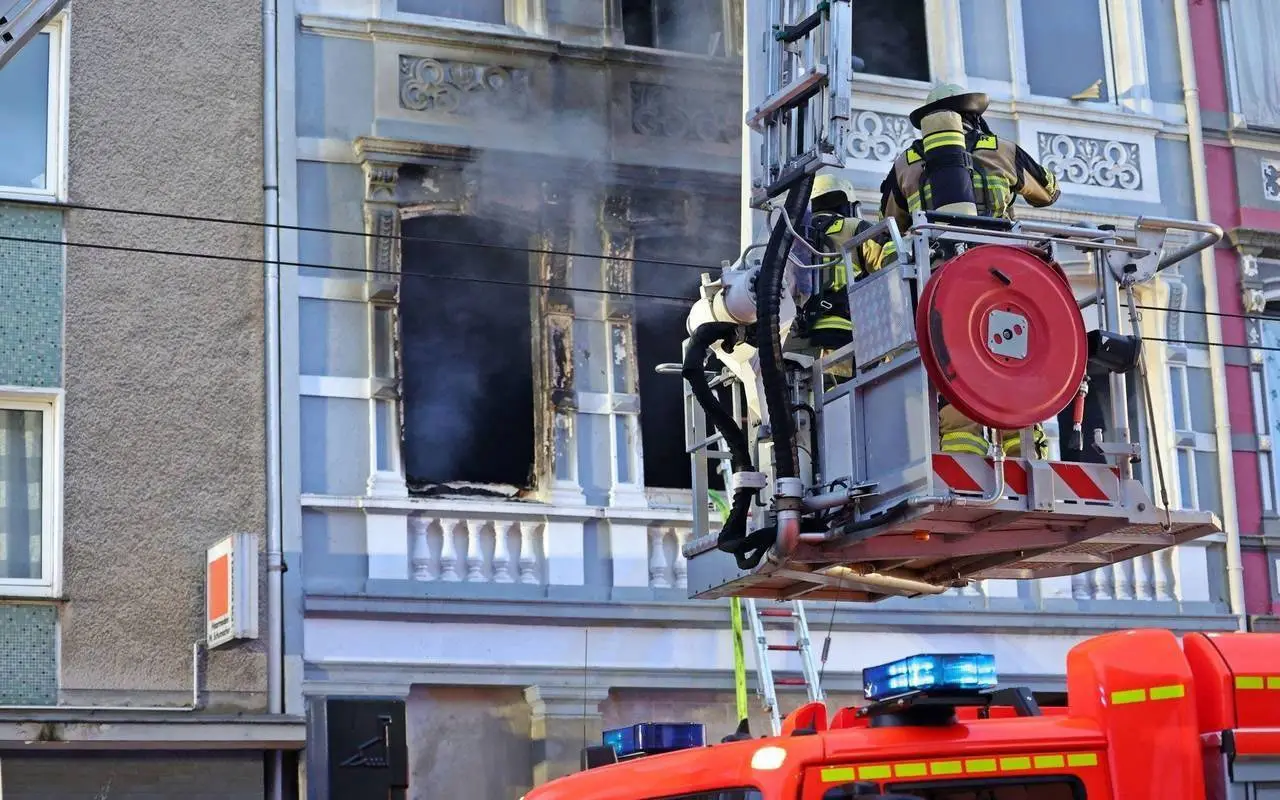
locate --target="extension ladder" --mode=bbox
[0,0,69,69]
[747,0,855,206]
[744,599,826,736]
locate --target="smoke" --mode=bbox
[398,5,745,492]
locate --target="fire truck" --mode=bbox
[525,0,1265,792]
[524,627,1280,800]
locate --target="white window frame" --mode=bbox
[962,0,1161,119]
[0,387,63,598]
[616,0,731,58]
[0,12,70,204]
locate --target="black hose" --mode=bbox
[756,176,813,480]
[682,322,775,569]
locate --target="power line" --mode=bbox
[0,233,697,309]
[1136,304,1274,323]
[1145,336,1280,354]
[9,229,1279,353]
[52,200,726,273]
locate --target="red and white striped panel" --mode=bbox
[932,453,1122,504]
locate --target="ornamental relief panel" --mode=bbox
[398,56,532,116]
[1037,133,1144,192]
[629,82,738,144]
[845,110,916,164]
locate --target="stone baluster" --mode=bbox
[672,529,689,589]
[438,518,461,582]
[1134,554,1155,600]
[1093,565,1115,600]
[1071,572,1092,600]
[1155,549,1174,600]
[649,528,671,589]
[493,521,515,584]
[465,520,485,582]
[1113,562,1135,601]
[410,515,433,581]
[518,521,540,585]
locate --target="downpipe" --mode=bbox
[1173,0,1246,628]
[263,0,288,793]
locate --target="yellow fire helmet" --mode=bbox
[811,173,857,206]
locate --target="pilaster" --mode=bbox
[525,684,611,784]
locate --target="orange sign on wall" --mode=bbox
[206,533,259,649]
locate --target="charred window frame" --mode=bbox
[619,0,730,56]
[395,213,539,494]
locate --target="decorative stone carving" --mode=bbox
[1242,252,1261,278]
[1165,278,1186,341]
[1263,159,1280,203]
[364,162,399,201]
[846,110,916,163]
[398,56,530,115]
[1038,133,1144,192]
[1244,288,1268,314]
[629,82,738,144]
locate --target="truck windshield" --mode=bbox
[885,778,1082,800]
[656,792,764,800]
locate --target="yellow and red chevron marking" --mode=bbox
[932,454,1120,503]
[818,751,1102,783]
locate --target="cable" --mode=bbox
[51,199,724,273]
[0,233,695,309]
[12,229,1280,349]
[1136,304,1272,323]
[1145,335,1280,353]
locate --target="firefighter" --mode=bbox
[795,173,884,351]
[877,82,1063,459]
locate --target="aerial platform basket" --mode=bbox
[681,211,1225,603]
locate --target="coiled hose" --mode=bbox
[683,322,774,569]
[757,176,814,482]
[682,177,813,570]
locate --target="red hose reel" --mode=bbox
[915,244,1087,431]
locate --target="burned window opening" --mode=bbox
[621,0,727,56]
[634,235,731,491]
[399,215,537,492]
[850,0,929,83]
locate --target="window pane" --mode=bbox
[615,416,632,485]
[851,0,930,82]
[1169,365,1189,431]
[0,409,43,580]
[1226,0,1280,129]
[397,0,504,24]
[0,32,50,191]
[1177,448,1195,510]
[373,307,394,380]
[1022,0,1111,102]
[654,0,725,55]
[1195,450,1223,520]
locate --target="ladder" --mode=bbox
[0,0,69,70]
[747,0,855,207]
[744,598,826,736]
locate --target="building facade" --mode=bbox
[282,0,1245,796]
[0,1,303,796]
[1187,0,1280,629]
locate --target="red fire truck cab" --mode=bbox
[523,628,1280,800]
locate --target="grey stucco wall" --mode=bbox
[62,1,267,707]
[1,753,265,799]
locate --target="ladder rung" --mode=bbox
[746,65,828,131]
[776,7,825,44]
[767,644,801,652]
[758,608,795,618]
[775,677,809,686]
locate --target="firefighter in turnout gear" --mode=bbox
[796,174,884,351]
[878,83,1063,459]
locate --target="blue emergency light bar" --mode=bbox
[862,653,998,702]
[603,722,705,758]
